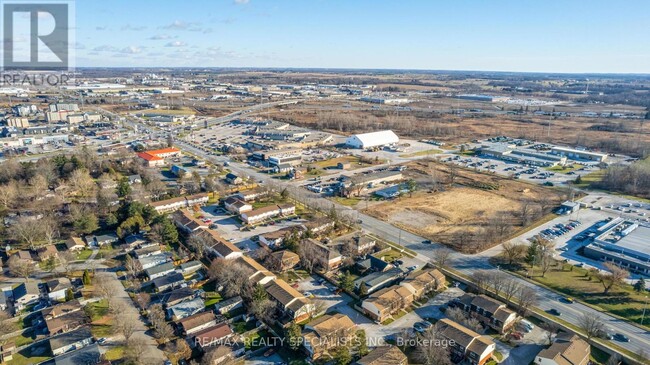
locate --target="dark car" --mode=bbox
[547,309,562,316]
[613,333,630,342]
[413,321,432,333]
[422,239,432,244]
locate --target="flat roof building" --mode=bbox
[584,219,650,276]
[550,146,607,163]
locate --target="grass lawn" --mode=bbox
[545,164,583,173]
[8,346,52,365]
[243,329,272,350]
[86,299,109,321]
[204,292,223,308]
[91,323,114,338]
[590,346,611,364]
[313,156,359,169]
[75,248,93,261]
[373,248,403,263]
[104,345,125,361]
[573,169,605,188]
[12,331,35,347]
[399,149,443,158]
[514,263,650,328]
[333,197,362,207]
[232,320,256,334]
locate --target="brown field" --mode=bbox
[364,160,565,253]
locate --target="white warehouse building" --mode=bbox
[345,130,399,149]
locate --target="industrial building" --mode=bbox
[584,218,650,276]
[345,130,399,149]
[479,144,567,167]
[550,146,607,163]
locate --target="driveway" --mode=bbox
[103,272,166,364]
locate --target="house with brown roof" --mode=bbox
[42,300,83,320]
[349,236,377,256]
[12,250,33,262]
[46,310,88,335]
[240,204,296,225]
[149,193,209,214]
[193,323,234,350]
[535,333,590,365]
[304,217,335,235]
[172,209,208,233]
[437,318,496,365]
[303,238,342,271]
[194,229,243,260]
[355,345,408,365]
[177,311,218,336]
[224,196,253,215]
[400,268,446,298]
[302,313,356,359]
[361,285,414,323]
[65,237,86,251]
[452,293,518,334]
[271,250,300,272]
[237,256,276,285]
[259,226,303,248]
[234,187,268,202]
[265,279,315,323]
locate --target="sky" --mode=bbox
[69,0,650,73]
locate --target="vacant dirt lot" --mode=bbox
[364,160,565,252]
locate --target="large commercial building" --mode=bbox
[550,146,607,163]
[345,130,399,149]
[584,218,650,277]
[479,144,567,167]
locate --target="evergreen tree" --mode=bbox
[285,321,302,351]
[333,346,352,365]
[82,269,91,285]
[358,282,368,297]
[116,177,132,198]
[357,329,369,356]
[634,278,647,293]
[574,175,583,185]
[526,240,540,265]
[65,288,74,301]
[339,271,354,292]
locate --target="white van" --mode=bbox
[520,319,535,331]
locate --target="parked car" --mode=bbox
[613,333,630,342]
[547,309,562,316]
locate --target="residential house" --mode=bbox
[149,193,209,214]
[0,292,7,311]
[53,342,101,365]
[355,346,408,365]
[124,234,147,249]
[214,296,243,315]
[0,341,15,363]
[138,252,172,270]
[137,147,181,167]
[348,236,376,256]
[534,333,590,365]
[400,268,446,298]
[437,318,496,365]
[303,238,343,271]
[259,226,302,248]
[195,229,243,260]
[145,262,176,280]
[134,245,162,259]
[177,311,218,336]
[172,209,209,233]
[225,173,243,185]
[46,310,88,335]
[185,193,210,207]
[37,245,59,261]
[237,256,276,285]
[12,250,34,262]
[179,260,202,275]
[89,233,118,247]
[193,323,234,350]
[42,300,83,320]
[223,196,252,215]
[302,314,356,359]
[12,282,40,311]
[152,272,185,293]
[271,250,300,272]
[155,287,196,308]
[65,237,86,251]
[240,204,296,225]
[304,217,335,235]
[49,327,93,356]
[167,297,206,321]
[356,256,393,274]
[354,267,406,294]
[452,294,518,334]
[127,174,142,184]
[46,278,73,302]
[361,285,414,323]
[234,187,268,201]
[265,279,315,322]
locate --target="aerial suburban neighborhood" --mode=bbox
[1,1,649,365]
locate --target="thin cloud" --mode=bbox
[234,0,250,4]
[119,46,144,54]
[149,34,175,40]
[165,41,188,47]
[121,24,147,31]
[92,45,118,52]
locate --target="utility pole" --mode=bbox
[642,295,649,326]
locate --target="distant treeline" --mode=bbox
[596,159,650,199]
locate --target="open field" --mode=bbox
[139,107,196,115]
[364,160,565,252]
[510,262,650,328]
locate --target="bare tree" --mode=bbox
[9,217,45,249]
[431,248,453,269]
[415,323,453,365]
[596,263,629,294]
[488,271,509,297]
[124,254,142,280]
[93,273,115,307]
[539,251,555,277]
[0,311,17,346]
[201,345,236,365]
[115,312,138,342]
[0,181,19,209]
[58,251,76,276]
[8,257,35,281]
[501,242,527,266]
[471,270,490,294]
[68,168,96,198]
[501,279,521,304]
[298,242,321,273]
[148,303,174,343]
[445,307,467,324]
[539,321,560,345]
[577,312,604,340]
[134,292,151,311]
[124,337,148,365]
[515,286,538,317]
[187,233,209,260]
[42,217,60,246]
[208,258,253,298]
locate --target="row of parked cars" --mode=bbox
[532,220,582,242]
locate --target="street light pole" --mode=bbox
[642,295,649,326]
